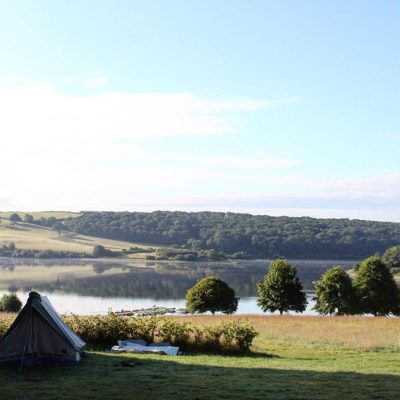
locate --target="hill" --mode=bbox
[0,217,155,257]
[67,211,400,259]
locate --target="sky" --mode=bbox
[0,0,399,221]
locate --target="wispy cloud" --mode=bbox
[0,78,279,143]
[4,76,398,222]
[0,77,298,211]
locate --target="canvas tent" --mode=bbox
[0,292,86,365]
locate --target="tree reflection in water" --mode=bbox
[0,258,356,300]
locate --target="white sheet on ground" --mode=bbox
[111,343,179,356]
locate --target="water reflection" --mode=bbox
[0,258,356,314]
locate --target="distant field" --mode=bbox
[0,315,399,399]
[0,219,156,254]
[0,211,80,220]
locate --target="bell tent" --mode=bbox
[0,292,86,365]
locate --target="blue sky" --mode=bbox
[0,1,399,221]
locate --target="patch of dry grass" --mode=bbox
[0,211,80,220]
[0,219,154,253]
[177,315,400,350]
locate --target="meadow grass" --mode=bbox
[179,314,400,350]
[0,315,399,399]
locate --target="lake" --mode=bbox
[0,258,356,315]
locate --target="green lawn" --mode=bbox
[0,315,399,399]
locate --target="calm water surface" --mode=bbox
[0,258,356,315]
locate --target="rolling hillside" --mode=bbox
[0,217,156,256]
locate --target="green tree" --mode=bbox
[46,217,57,227]
[382,245,400,272]
[0,293,22,312]
[185,276,239,314]
[93,245,108,257]
[9,213,22,223]
[257,258,307,315]
[353,256,400,316]
[313,266,358,315]
[53,222,65,234]
[24,214,34,223]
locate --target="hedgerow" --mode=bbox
[63,315,258,353]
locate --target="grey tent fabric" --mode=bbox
[0,292,86,365]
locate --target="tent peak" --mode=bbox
[28,291,41,301]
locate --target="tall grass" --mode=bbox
[1,313,399,351]
[177,315,400,350]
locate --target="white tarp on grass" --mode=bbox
[111,340,179,356]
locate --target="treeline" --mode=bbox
[0,243,89,259]
[258,256,400,316]
[67,211,400,259]
[149,248,228,261]
[7,213,67,233]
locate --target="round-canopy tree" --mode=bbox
[0,293,22,312]
[185,276,239,314]
[92,245,112,257]
[313,266,358,315]
[24,214,34,223]
[9,213,22,223]
[257,258,307,315]
[382,245,400,272]
[353,256,400,316]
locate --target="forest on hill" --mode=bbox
[66,211,400,259]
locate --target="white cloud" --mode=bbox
[0,78,276,146]
[3,77,398,222]
[0,77,298,211]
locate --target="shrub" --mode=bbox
[0,319,10,338]
[0,293,22,312]
[63,315,258,353]
[158,319,192,346]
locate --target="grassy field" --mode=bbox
[0,218,156,255]
[0,211,81,220]
[0,315,399,399]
